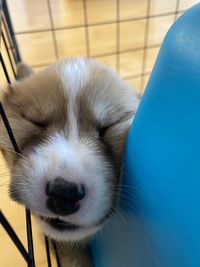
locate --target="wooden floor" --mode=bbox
[4,0,198,92]
[0,0,198,266]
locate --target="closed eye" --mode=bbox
[29,119,49,129]
[97,112,133,138]
[97,126,110,138]
[21,112,49,128]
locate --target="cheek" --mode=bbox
[10,156,55,217]
[0,149,23,177]
[104,125,129,167]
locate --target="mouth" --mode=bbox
[40,216,80,231]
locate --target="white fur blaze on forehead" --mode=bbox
[60,58,90,93]
[59,58,91,140]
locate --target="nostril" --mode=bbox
[46,181,52,196]
[78,184,85,200]
[46,177,68,198]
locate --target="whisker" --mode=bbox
[116,184,144,194]
[108,187,143,216]
[0,146,31,167]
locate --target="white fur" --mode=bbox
[61,58,90,94]
[60,59,90,140]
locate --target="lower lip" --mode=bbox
[40,216,80,231]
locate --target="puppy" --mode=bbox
[0,58,139,266]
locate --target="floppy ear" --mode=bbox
[16,62,33,80]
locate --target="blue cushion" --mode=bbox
[91,3,200,267]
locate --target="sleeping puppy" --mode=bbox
[0,58,139,266]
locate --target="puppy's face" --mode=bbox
[0,58,139,241]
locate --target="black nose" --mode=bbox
[46,177,85,216]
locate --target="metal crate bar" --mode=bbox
[0,210,32,265]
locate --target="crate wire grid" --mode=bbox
[7,0,187,91]
[0,1,61,267]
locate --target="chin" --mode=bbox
[35,215,101,242]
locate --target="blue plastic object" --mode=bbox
[91,4,200,267]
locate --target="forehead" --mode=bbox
[59,58,134,125]
[11,58,133,124]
